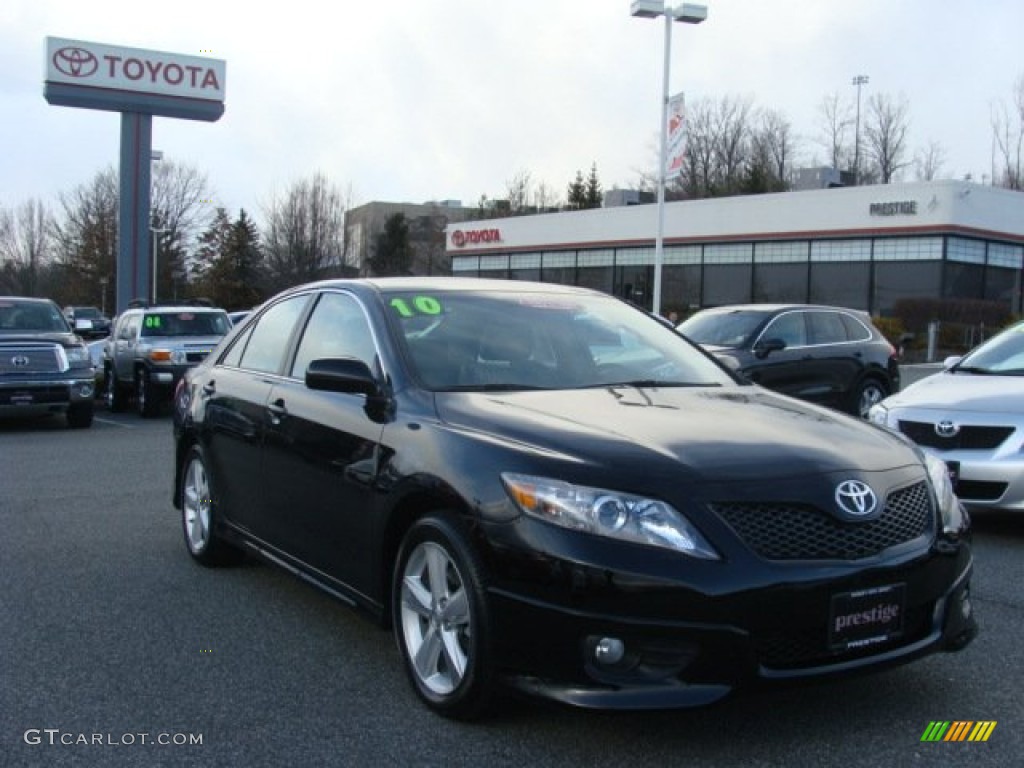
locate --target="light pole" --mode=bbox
[852,75,869,185]
[631,1,707,317]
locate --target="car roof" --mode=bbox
[694,303,865,314]
[0,296,57,305]
[272,277,608,301]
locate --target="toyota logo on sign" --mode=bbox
[52,47,99,78]
[835,480,878,517]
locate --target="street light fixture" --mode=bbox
[150,224,168,305]
[852,75,869,185]
[631,0,707,317]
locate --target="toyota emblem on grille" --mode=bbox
[935,420,960,438]
[11,355,30,367]
[835,480,878,517]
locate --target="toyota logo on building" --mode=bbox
[835,480,878,517]
[53,47,99,78]
[935,420,960,438]
[11,355,30,368]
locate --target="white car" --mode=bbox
[869,321,1024,511]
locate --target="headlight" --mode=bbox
[924,451,966,536]
[501,473,719,559]
[65,345,92,367]
[148,348,187,364]
[867,403,889,427]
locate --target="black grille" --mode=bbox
[711,481,933,561]
[0,344,63,375]
[0,385,69,405]
[756,604,932,670]
[956,480,1007,502]
[898,420,1014,450]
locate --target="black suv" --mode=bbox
[0,296,96,428]
[678,304,899,418]
[105,303,231,417]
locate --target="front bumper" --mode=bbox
[0,374,96,415]
[145,364,194,390]
[485,520,976,709]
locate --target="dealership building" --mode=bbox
[445,180,1024,316]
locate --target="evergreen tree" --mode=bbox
[207,209,264,309]
[584,163,603,208]
[566,171,587,209]
[368,213,413,276]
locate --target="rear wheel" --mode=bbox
[851,376,889,419]
[180,445,242,566]
[393,513,495,720]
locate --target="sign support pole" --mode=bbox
[118,112,153,311]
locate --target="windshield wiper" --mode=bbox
[589,380,720,389]
[437,383,551,392]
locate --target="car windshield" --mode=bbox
[388,289,734,391]
[0,300,69,333]
[140,311,230,337]
[954,323,1024,375]
[677,309,768,348]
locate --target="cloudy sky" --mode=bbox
[2,0,1022,224]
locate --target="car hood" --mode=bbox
[0,332,81,347]
[434,386,917,484]
[883,370,1024,413]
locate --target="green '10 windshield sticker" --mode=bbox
[144,316,162,328]
[390,296,442,317]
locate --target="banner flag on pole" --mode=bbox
[665,91,686,181]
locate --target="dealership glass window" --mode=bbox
[947,237,986,264]
[478,254,509,275]
[542,266,575,286]
[542,251,575,268]
[451,255,479,273]
[753,262,809,303]
[704,243,753,264]
[988,242,1023,269]
[809,262,870,308]
[984,265,1021,312]
[810,240,871,262]
[663,245,702,265]
[754,241,809,263]
[662,265,701,311]
[509,253,541,282]
[577,249,614,268]
[616,247,654,266]
[615,265,652,303]
[873,237,942,261]
[576,266,614,294]
[703,264,753,306]
[943,262,984,300]
[873,262,942,315]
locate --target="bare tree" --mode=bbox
[262,172,348,292]
[150,160,216,300]
[914,140,948,181]
[758,109,796,187]
[534,181,561,211]
[504,169,533,214]
[991,74,1024,190]
[863,93,911,183]
[51,168,119,309]
[0,199,53,296]
[817,92,853,172]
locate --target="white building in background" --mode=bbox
[445,181,1024,316]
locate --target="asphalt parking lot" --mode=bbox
[1,407,1021,768]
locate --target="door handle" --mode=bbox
[202,380,216,395]
[267,398,287,425]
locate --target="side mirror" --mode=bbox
[753,337,786,360]
[943,355,962,369]
[306,357,379,395]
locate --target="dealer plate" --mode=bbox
[829,583,905,651]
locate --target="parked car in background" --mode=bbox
[1,296,95,428]
[870,320,1024,511]
[678,304,899,418]
[63,305,111,339]
[105,303,231,417]
[172,278,974,719]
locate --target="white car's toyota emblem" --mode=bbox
[835,480,878,517]
[935,420,960,438]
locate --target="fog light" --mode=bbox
[79,383,94,398]
[960,589,972,620]
[593,637,625,665]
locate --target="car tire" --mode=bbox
[136,369,159,418]
[66,401,94,429]
[106,366,126,412]
[851,376,889,419]
[180,444,242,566]
[393,513,495,720]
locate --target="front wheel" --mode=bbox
[851,377,889,419]
[393,513,495,719]
[180,445,242,566]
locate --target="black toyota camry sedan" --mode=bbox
[172,278,975,719]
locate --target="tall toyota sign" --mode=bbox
[44,37,227,312]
